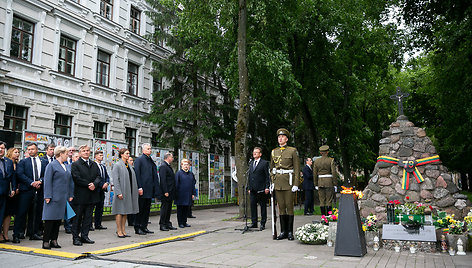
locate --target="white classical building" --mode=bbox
[0,0,168,155]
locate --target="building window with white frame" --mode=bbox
[54,114,72,136]
[130,6,141,34]
[58,35,76,76]
[127,62,139,96]
[10,16,34,62]
[96,50,110,87]
[153,77,162,94]
[100,0,113,20]
[125,127,136,156]
[93,121,107,139]
[3,104,28,147]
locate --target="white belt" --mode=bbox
[319,174,333,178]
[272,169,295,185]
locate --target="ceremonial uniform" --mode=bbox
[313,145,337,216]
[270,128,300,240]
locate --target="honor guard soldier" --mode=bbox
[313,145,337,216]
[270,128,300,240]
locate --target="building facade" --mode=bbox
[0,0,168,155]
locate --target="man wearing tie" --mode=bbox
[0,141,15,237]
[158,153,176,231]
[248,147,270,231]
[43,144,56,164]
[134,143,159,235]
[70,145,101,246]
[13,143,47,243]
[92,151,109,230]
[302,158,314,215]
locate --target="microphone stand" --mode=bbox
[235,161,260,234]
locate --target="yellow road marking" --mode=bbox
[0,244,83,259]
[87,230,206,255]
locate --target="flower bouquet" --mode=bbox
[295,223,329,245]
[321,208,338,224]
[362,214,379,232]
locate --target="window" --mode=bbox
[127,62,138,96]
[130,7,140,34]
[152,77,162,93]
[93,121,107,139]
[125,128,136,156]
[96,50,110,87]
[54,114,72,136]
[10,16,34,62]
[100,0,113,19]
[151,132,158,147]
[58,35,76,75]
[3,104,28,145]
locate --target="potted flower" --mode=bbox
[443,220,467,252]
[464,209,472,251]
[362,214,380,247]
[322,208,338,245]
[295,223,329,245]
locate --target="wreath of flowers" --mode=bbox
[295,223,329,245]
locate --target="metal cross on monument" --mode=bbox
[390,86,409,115]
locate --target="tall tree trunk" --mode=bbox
[236,0,250,218]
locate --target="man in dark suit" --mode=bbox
[134,143,159,235]
[158,152,176,231]
[302,158,314,215]
[70,145,101,246]
[13,143,47,243]
[42,143,56,164]
[248,147,270,230]
[0,141,15,232]
[92,150,109,230]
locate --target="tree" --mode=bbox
[401,0,472,190]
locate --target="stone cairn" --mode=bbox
[359,115,471,222]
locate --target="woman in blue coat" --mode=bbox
[42,146,73,249]
[175,159,196,228]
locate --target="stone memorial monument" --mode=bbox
[359,87,471,221]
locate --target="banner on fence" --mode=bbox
[22,130,72,158]
[208,153,224,199]
[230,156,237,198]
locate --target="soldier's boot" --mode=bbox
[320,206,325,216]
[287,215,294,241]
[276,215,288,240]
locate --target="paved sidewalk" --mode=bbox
[1,205,471,267]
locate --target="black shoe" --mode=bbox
[249,223,258,228]
[135,229,146,235]
[124,234,131,237]
[19,234,25,239]
[95,225,107,230]
[260,225,265,231]
[188,215,196,218]
[160,226,169,231]
[304,212,312,215]
[73,239,83,246]
[184,224,191,227]
[12,237,20,244]
[42,241,51,249]
[29,234,42,240]
[50,240,61,248]
[65,229,72,234]
[179,224,185,228]
[276,232,288,240]
[142,228,154,234]
[81,237,95,244]
[167,226,177,230]
[89,226,95,231]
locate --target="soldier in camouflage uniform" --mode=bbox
[313,145,337,216]
[270,128,300,240]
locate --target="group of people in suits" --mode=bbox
[0,140,198,249]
